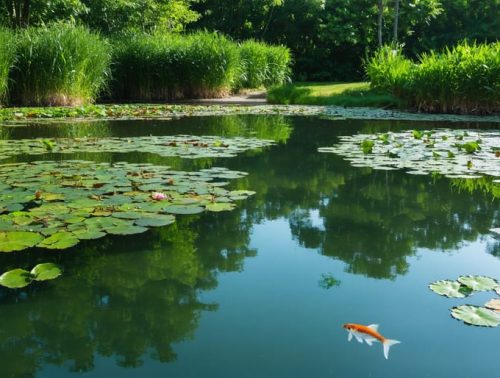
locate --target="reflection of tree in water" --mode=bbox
[0,208,254,377]
[226,118,499,279]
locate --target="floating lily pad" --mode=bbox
[37,231,80,250]
[134,214,175,227]
[320,129,500,178]
[429,280,472,298]
[485,299,500,312]
[0,268,32,288]
[205,203,235,212]
[457,275,498,291]
[0,231,44,252]
[105,224,148,235]
[31,263,62,281]
[451,305,500,327]
[164,205,205,215]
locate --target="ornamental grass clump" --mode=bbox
[236,40,291,90]
[10,24,111,106]
[112,32,240,101]
[0,28,16,105]
[411,41,500,114]
[364,45,413,98]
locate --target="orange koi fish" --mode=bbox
[343,323,400,359]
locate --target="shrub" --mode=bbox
[112,32,240,101]
[236,40,291,90]
[10,24,111,106]
[0,28,16,105]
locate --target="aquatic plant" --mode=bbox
[0,161,255,252]
[319,129,500,179]
[429,275,500,327]
[10,24,111,106]
[0,263,62,289]
[0,27,15,105]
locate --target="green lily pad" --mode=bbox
[0,231,44,252]
[72,228,106,240]
[0,269,32,288]
[37,231,79,250]
[429,280,473,298]
[164,205,205,215]
[105,224,148,235]
[451,305,500,327]
[457,275,498,291]
[134,214,175,227]
[205,203,235,212]
[31,263,62,281]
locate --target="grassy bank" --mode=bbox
[365,42,500,114]
[0,28,15,105]
[267,82,401,108]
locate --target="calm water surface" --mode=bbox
[0,116,499,378]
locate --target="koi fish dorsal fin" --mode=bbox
[367,324,379,331]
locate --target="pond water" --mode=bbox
[0,115,499,378]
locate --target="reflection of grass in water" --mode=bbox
[450,177,500,199]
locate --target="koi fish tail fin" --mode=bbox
[382,339,401,359]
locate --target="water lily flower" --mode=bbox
[151,192,167,201]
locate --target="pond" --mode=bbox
[0,115,499,377]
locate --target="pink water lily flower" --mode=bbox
[151,192,167,201]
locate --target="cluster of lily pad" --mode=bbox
[319,129,500,179]
[0,263,62,289]
[0,135,276,161]
[429,275,500,327]
[0,160,255,252]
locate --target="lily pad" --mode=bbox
[451,305,500,327]
[0,231,44,252]
[205,203,235,212]
[164,205,205,215]
[457,275,498,291]
[0,268,32,288]
[429,280,472,298]
[105,224,148,235]
[485,299,500,312]
[134,214,175,227]
[31,263,62,281]
[37,231,79,250]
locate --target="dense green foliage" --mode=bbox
[0,27,15,104]
[1,0,498,81]
[10,24,111,106]
[236,40,291,89]
[366,41,500,114]
[112,32,239,101]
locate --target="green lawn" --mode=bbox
[267,82,402,108]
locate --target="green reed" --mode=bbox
[10,24,111,106]
[112,31,240,101]
[0,28,16,105]
[236,40,291,89]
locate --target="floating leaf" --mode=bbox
[105,224,148,235]
[0,231,44,252]
[205,203,235,212]
[457,275,498,291]
[164,205,205,215]
[0,269,32,288]
[31,263,62,281]
[134,214,175,227]
[37,231,79,250]
[451,305,500,327]
[485,299,500,312]
[429,280,472,298]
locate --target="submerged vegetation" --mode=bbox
[366,42,500,114]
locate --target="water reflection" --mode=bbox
[0,116,498,376]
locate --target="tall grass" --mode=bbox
[365,41,500,114]
[236,40,291,90]
[112,32,240,101]
[10,24,111,106]
[0,28,16,105]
